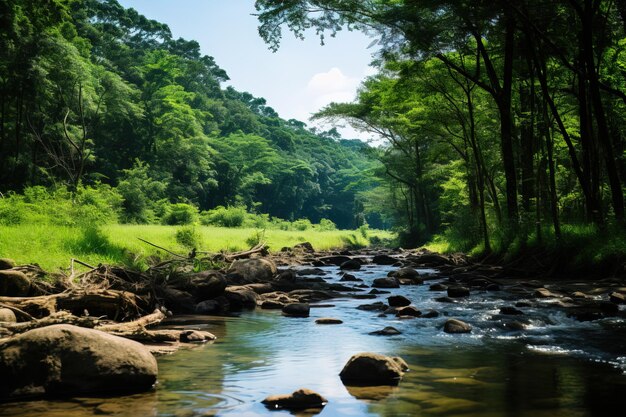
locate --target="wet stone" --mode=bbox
[444,318,472,334]
[357,302,387,312]
[395,306,421,317]
[387,295,411,307]
[315,318,343,325]
[282,303,310,317]
[262,388,327,411]
[369,326,402,336]
[500,306,525,315]
[447,286,470,298]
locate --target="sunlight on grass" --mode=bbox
[0,224,395,271]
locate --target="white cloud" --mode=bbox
[307,67,360,95]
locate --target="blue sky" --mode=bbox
[118,0,377,140]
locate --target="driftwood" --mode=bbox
[96,309,166,333]
[0,289,144,320]
[0,310,100,334]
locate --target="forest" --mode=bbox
[1,0,626,265]
[0,0,382,233]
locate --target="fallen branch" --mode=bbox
[138,238,188,259]
[96,309,166,333]
[0,311,100,334]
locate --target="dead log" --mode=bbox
[0,311,100,334]
[0,289,146,320]
[95,309,166,333]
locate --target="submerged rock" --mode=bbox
[179,330,216,343]
[444,318,472,334]
[499,306,525,315]
[395,306,421,317]
[429,283,447,291]
[0,324,157,400]
[356,302,387,312]
[369,326,402,336]
[420,309,440,318]
[339,352,408,386]
[262,388,327,411]
[315,317,343,325]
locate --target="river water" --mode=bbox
[1,263,625,416]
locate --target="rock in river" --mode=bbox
[0,324,157,400]
[315,317,343,325]
[443,318,472,334]
[369,326,402,336]
[282,303,310,317]
[372,277,400,289]
[262,388,327,411]
[339,352,408,386]
[447,286,470,298]
[387,295,411,307]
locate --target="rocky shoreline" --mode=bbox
[1,245,625,405]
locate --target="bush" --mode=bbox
[201,206,246,227]
[318,218,337,231]
[0,184,122,227]
[245,229,266,247]
[175,226,202,249]
[292,218,312,231]
[162,203,199,225]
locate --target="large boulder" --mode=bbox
[224,286,259,310]
[228,259,277,283]
[186,271,227,301]
[0,324,157,400]
[0,270,30,297]
[339,352,408,386]
[262,388,327,411]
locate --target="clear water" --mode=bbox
[2,264,625,417]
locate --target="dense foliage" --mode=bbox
[256,0,626,252]
[0,0,381,229]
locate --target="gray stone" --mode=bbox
[0,324,157,400]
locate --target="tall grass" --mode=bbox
[0,224,394,271]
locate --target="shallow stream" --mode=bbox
[2,263,625,416]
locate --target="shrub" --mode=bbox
[162,203,199,225]
[201,206,246,227]
[318,218,337,231]
[245,229,266,247]
[292,218,312,231]
[175,226,202,249]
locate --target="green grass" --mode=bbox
[0,224,394,272]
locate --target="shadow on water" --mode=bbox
[1,263,625,416]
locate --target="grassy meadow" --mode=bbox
[0,224,394,272]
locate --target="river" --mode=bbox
[1,263,625,416]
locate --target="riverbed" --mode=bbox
[1,263,625,416]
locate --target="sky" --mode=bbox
[117,0,378,140]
